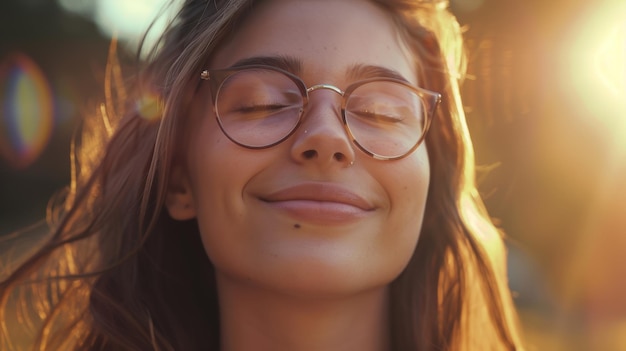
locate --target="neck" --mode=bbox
[216,274,391,351]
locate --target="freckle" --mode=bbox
[294,223,301,229]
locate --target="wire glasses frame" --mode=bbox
[200,65,441,160]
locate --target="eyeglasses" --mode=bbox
[199,65,441,160]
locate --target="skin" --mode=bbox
[167,0,430,350]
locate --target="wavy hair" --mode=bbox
[0,0,523,350]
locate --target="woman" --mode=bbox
[0,0,524,350]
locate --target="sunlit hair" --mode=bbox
[0,0,524,350]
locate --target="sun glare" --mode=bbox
[565,1,626,141]
[594,23,626,97]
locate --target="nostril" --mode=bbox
[303,150,317,159]
[333,153,345,162]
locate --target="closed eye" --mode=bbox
[237,103,291,113]
[351,110,406,123]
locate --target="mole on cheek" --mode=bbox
[293,223,301,229]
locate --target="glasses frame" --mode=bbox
[200,65,441,160]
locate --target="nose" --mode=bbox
[290,88,356,168]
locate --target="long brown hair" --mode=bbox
[0,0,523,350]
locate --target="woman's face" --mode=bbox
[171,0,430,297]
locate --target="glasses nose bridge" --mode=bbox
[306,84,345,96]
[302,82,348,126]
[304,83,346,118]
[299,82,351,140]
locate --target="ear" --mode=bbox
[165,165,197,220]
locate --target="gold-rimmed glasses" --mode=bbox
[200,65,441,160]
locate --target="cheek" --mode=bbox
[388,148,430,218]
[185,115,281,276]
[367,147,430,276]
[186,94,248,204]
[188,135,253,214]
[185,92,270,272]
[187,142,251,274]
[390,150,430,249]
[185,113,248,241]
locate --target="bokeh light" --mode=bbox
[0,53,55,169]
[57,0,182,56]
[136,89,164,122]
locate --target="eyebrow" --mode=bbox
[227,55,410,83]
[229,55,303,74]
[346,63,410,83]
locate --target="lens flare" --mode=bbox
[0,53,55,169]
[135,90,163,122]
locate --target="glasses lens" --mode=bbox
[215,68,304,148]
[345,81,427,158]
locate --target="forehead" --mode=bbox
[209,0,417,85]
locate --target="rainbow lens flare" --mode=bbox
[0,53,55,169]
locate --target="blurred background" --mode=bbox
[1,0,625,349]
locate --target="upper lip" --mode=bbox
[260,182,375,211]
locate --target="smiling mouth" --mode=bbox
[260,183,375,224]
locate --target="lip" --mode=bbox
[259,183,376,224]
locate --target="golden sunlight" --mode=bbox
[564,0,626,142]
[594,23,626,98]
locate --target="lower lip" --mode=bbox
[262,200,372,224]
